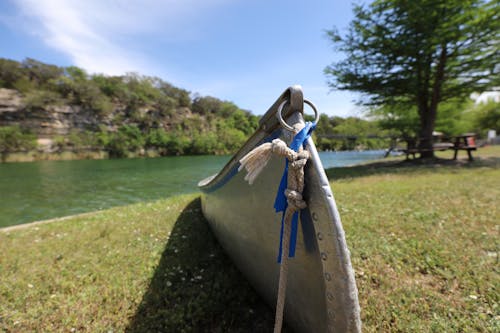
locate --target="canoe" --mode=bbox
[198,86,361,333]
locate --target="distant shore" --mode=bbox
[0,148,175,163]
[1,147,385,163]
[1,149,108,163]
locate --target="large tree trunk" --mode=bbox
[418,44,448,159]
[416,95,436,159]
[418,109,436,158]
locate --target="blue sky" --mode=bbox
[0,0,362,117]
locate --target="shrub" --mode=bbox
[24,90,63,110]
[146,128,169,148]
[0,125,37,153]
[105,125,145,157]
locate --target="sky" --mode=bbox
[0,0,363,117]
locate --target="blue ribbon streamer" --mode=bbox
[274,121,316,263]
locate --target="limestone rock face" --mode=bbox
[0,88,23,113]
[0,88,192,150]
[0,88,103,138]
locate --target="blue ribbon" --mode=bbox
[274,121,316,263]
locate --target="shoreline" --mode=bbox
[0,148,389,164]
[0,211,97,233]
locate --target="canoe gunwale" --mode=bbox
[198,85,304,190]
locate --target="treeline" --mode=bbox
[311,96,499,151]
[312,114,392,151]
[3,58,495,159]
[372,98,500,140]
[0,57,259,157]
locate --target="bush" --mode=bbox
[105,125,145,157]
[68,130,99,149]
[164,133,191,155]
[24,90,62,110]
[12,77,36,94]
[191,132,219,154]
[0,125,37,153]
[216,121,247,154]
[96,128,111,148]
[146,128,169,148]
[52,135,66,151]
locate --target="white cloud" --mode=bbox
[11,0,229,75]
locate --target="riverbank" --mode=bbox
[1,149,498,332]
[1,149,109,163]
[1,148,180,163]
[0,211,97,233]
[1,147,385,164]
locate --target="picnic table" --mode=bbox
[451,133,477,161]
[398,133,477,161]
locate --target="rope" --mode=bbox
[273,145,308,333]
[274,208,292,333]
[239,124,313,333]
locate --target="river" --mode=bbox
[0,150,384,227]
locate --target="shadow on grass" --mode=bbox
[325,156,500,181]
[126,198,287,333]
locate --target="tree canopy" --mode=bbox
[325,0,499,156]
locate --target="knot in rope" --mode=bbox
[271,139,289,156]
[239,121,316,258]
[284,189,306,210]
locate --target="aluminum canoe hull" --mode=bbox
[198,86,361,333]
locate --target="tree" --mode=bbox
[0,58,25,89]
[22,58,63,86]
[325,0,499,157]
[191,96,224,116]
[472,100,500,135]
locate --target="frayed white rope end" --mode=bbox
[238,142,273,184]
[239,139,290,185]
[238,139,294,185]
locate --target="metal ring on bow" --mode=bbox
[277,99,319,132]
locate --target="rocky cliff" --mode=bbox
[0,88,194,153]
[0,57,259,161]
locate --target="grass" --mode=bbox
[329,146,499,332]
[0,196,276,332]
[1,146,499,332]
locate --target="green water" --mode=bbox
[0,156,230,227]
[0,151,385,228]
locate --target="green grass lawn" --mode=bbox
[1,146,499,332]
[328,146,499,332]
